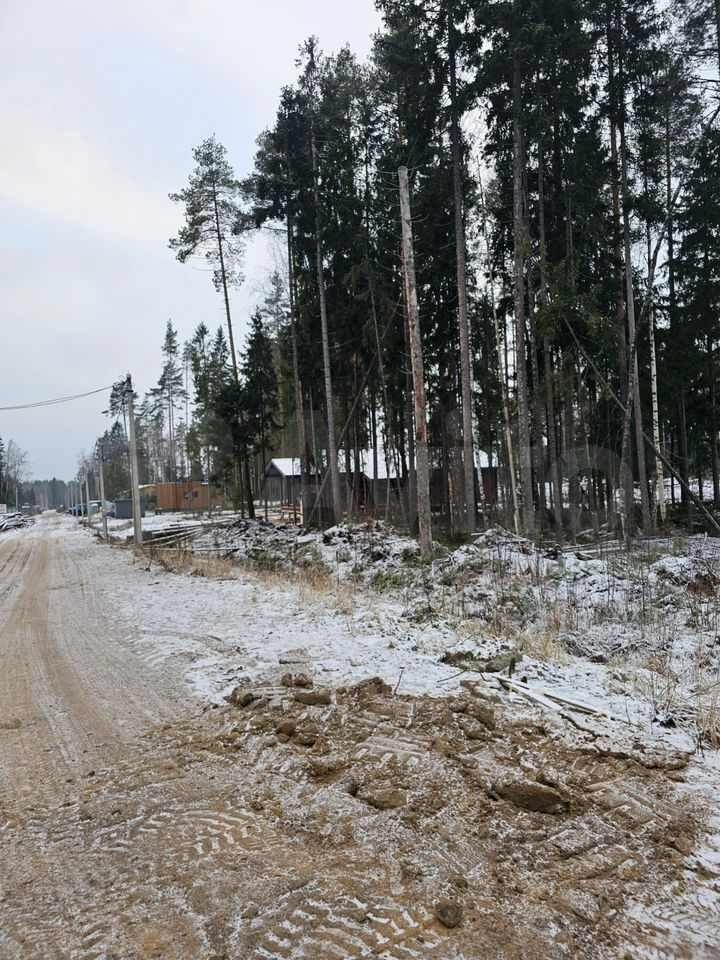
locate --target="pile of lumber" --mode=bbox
[0,512,34,533]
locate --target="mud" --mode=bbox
[1,520,719,959]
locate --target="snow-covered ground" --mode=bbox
[186,519,720,753]
[44,515,720,953]
[71,512,719,766]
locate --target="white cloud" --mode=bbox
[0,0,380,478]
[0,109,176,247]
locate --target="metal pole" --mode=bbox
[97,444,108,542]
[125,376,143,546]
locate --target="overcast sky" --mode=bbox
[0,0,380,481]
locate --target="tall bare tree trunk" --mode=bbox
[606,4,632,528]
[479,174,519,532]
[212,184,238,382]
[285,191,310,524]
[398,166,432,559]
[710,336,720,506]
[619,133,652,532]
[537,145,564,530]
[364,154,404,526]
[448,12,476,535]
[648,298,665,521]
[512,47,534,536]
[311,124,342,524]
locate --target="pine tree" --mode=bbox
[169,137,244,380]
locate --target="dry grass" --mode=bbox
[694,683,720,748]
[519,628,569,664]
[143,547,237,580]
[150,546,355,618]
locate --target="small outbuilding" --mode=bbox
[263,458,303,506]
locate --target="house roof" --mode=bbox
[267,449,493,479]
[266,458,302,477]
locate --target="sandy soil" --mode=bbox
[1,517,719,959]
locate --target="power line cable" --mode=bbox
[0,385,114,412]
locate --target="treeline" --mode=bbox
[0,437,28,508]
[94,310,279,515]
[96,0,720,541]
[0,436,67,510]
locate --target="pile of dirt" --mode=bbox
[2,662,715,959]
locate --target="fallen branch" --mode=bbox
[493,675,628,735]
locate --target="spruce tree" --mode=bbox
[241,310,280,476]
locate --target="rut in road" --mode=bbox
[0,518,182,805]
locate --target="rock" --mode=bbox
[465,701,496,729]
[432,736,457,757]
[400,860,424,881]
[294,689,331,707]
[347,677,392,698]
[441,648,521,675]
[295,723,319,747]
[670,835,693,856]
[494,779,569,815]
[275,719,297,737]
[434,899,463,928]
[225,687,258,708]
[459,719,487,741]
[357,784,407,810]
[482,650,522,674]
[281,672,312,688]
[308,755,345,778]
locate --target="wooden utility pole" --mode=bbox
[125,376,143,547]
[398,166,432,560]
[97,443,109,541]
[84,472,92,527]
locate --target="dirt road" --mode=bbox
[0,517,183,803]
[1,517,719,959]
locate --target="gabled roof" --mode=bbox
[266,458,302,477]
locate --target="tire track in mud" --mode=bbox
[3,519,720,960]
[0,535,33,626]
[245,891,446,960]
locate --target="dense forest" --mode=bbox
[89,0,719,545]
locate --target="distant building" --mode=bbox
[139,482,223,513]
[262,459,305,506]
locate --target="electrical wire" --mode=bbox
[0,385,114,412]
